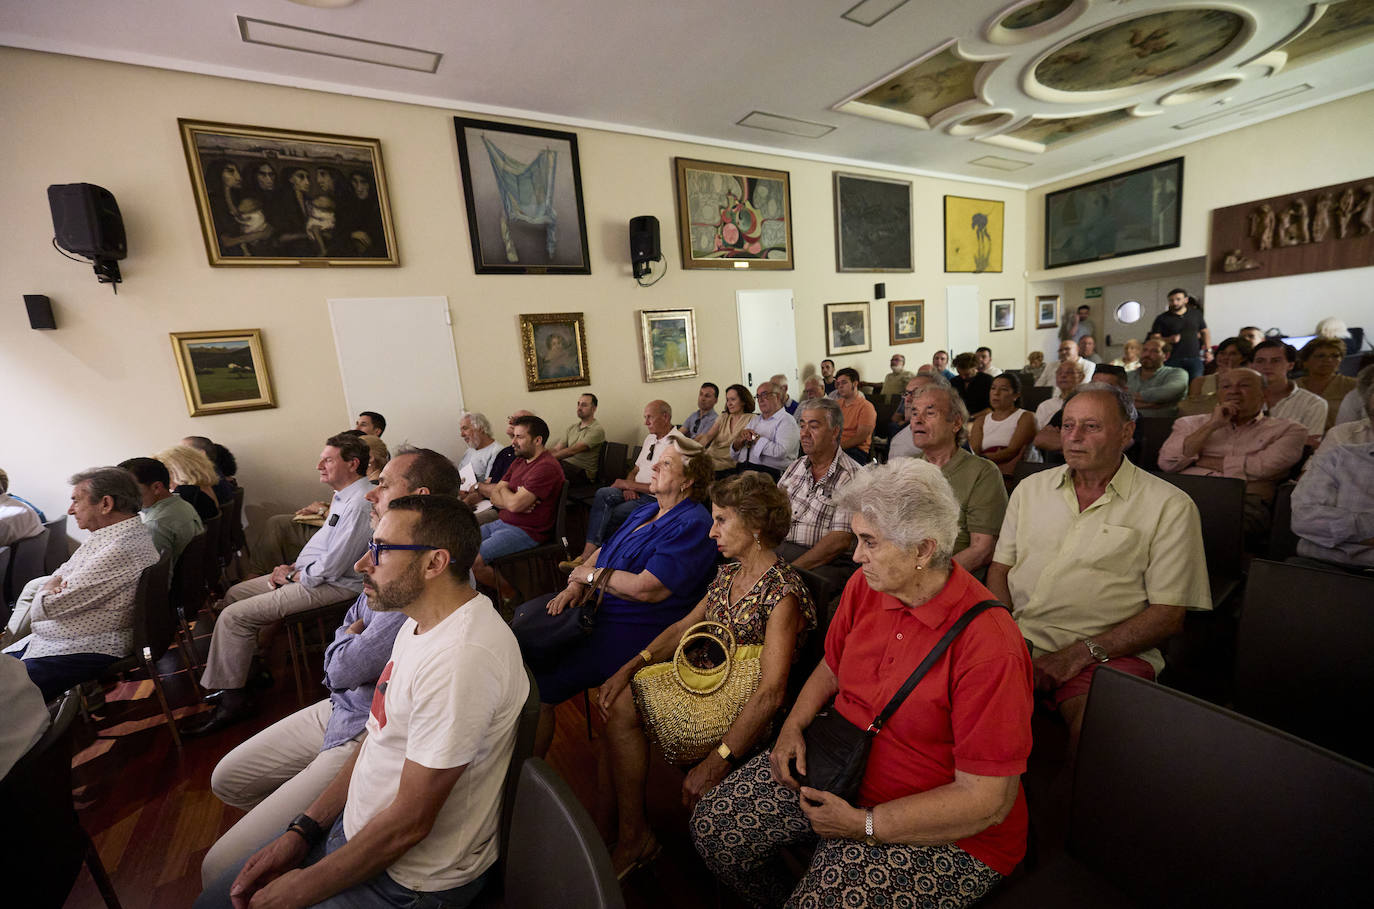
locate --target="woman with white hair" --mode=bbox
[692,458,1033,908]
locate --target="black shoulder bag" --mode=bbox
[795,600,1009,806]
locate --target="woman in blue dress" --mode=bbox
[512,439,718,755]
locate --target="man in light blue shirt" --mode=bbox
[732,381,800,479]
[187,433,376,736]
[119,457,203,563]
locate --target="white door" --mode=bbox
[736,289,797,389]
[328,297,466,465]
[946,285,980,358]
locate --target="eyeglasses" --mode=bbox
[367,540,437,566]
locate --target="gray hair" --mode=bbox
[798,397,844,433]
[834,459,959,567]
[68,466,142,515]
[1056,359,1087,382]
[910,384,970,447]
[1355,364,1374,404]
[0,467,8,495]
[1070,382,1138,424]
[463,411,493,437]
[756,380,779,397]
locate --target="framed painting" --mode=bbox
[178,119,398,267]
[454,117,591,275]
[1036,294,1060,329]
[834,173,913,272]
[638,309,698,382]
[944,195,1004,273]
[825,302,871,356]
[1045,157,1183,269]
[990,298,1015,332]
[888,299,925,345]
[169,329,276,417]
[674,158,793,269]
[520,312,590,391]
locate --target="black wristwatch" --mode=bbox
[287,812,325,847]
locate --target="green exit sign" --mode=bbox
[1084,287,1103,298]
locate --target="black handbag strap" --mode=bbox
[868,599,1009,733]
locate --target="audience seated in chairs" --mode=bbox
[988,383,1212,756]
[1296,336,1358,432]
[692,458,1033,908]
[471,414,566,599]
[1316,364,1374,454]
[119,457,204,563]
[887,372,945,460]
[1031,360,1087,463]
[457,411,501,484]
[356,433,389,482]
[200,446,461,885]
[0,466,45,548]
[1126,337,1189,418]
[3,467,159,701]
[598,472,816,877]
[548,393,605,485]
[776,398,861,594]
[730,380,800,480]
[696,384,755,474]
[1036,338,1096,387]
[185,433,374,737]
[510,439,717,758]
[157,444,222,520]
[969,372,1037,483]
[196,496,527,909]
[463,410,533,526]
[832,367,876,465]
[1291,379,1374,573]
[1158,368,1307,541]
[1252,339,1328,447]
[794,375,825,424]
[182,435,238,508]
[907,384,1007,578]
[879,353,915,397]
[564,400,688,572]
[680,382,720,436]
[952,352,994,415]
[1179,336,1253,417]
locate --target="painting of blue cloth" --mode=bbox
[454,117,591,275]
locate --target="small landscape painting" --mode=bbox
[170,329,276,417]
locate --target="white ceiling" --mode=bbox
[4,0,1373,188]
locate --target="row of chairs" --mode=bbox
[1,514,69,627]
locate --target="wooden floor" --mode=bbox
[60,609,742,909]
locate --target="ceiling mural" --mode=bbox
[1033,9,1245,92]
[841,45,984,127]
[1277,0,1374,66]
[996,109,1133,151]
[999,0,1074,31]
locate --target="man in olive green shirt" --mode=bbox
[120,456,204,563]
[987,383,1211,754]
[549,393,605,483]
[906,385,1006,576]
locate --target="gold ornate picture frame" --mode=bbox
[169,329,276,417]
[520,312,590,391]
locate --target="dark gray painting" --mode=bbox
[835,173,913,272]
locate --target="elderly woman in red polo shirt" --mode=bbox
[691,458,1033,907]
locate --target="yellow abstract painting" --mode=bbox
[944,195,1004,273]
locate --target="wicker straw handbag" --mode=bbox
[631,620,763,765]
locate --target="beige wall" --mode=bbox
[0,48,1027,541]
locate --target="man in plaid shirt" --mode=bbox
[776,397,860,599]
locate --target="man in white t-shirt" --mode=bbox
[199,495,527,908]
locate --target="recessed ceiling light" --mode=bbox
[238,16,442,73]
[968,155,1031,171]
[842,0,912,28]
[737,111,835,139]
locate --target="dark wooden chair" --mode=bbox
[94,552,180,750]
[3,526,50,607]
[169,531,210,688]
[284,597,358,707]
[200,511,223,597]
[1266,480,1300,561]
[1009,460,1054,491]
[1153,472,1247,611]
[1022,384,1053,413]
[43,514,70,574]
[1132,416,1176,472]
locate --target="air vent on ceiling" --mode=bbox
[968,155,1031,171]
[238,16,442,73]
[736,111,835,139]
[842,0,912,27]
[1172,84,1313,130]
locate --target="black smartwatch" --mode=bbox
[287,812,325,847]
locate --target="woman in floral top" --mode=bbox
[598,471,816,878]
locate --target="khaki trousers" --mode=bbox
[201,699,363,885]
[200,574,355,690]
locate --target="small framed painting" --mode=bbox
[169,329,277,417]
[888,299,925,345]
[520,312,590,391]
[825,302,872,356]
[638,309,698,382]
[990,299,1015,332]
[1036,294,1060,329]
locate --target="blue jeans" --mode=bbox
[196,818,492,909]
[11,648,119,701]
[586,486,642,546]
[479,519,538,561]
[1168,356,1204,381]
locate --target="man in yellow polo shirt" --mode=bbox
[987,382,1211,755]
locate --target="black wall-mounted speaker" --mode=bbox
[24,294,57,330]
[47,183,127,260]
[629,215,660,265]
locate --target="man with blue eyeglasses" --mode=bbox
[201,446,461,884]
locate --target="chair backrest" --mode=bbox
[504,758,625,909]
[130,552,174,660]
[1132,416,1177,472]
[497,665,541,864]
[4,527,50,606]
[1234,558,1374,764]
[171,532,210,620]
[1010,460,1053,489]
[1266,481,1299,561]
[1152,472,1245,587]
[872,399,897,435]
[42,515,69,574]
[228,486,247,551]
[1022,384,1053,412]
[216,495,235,563]
[200,512,223,593]
[1070,668,1374,907]
[596,442,628,487]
